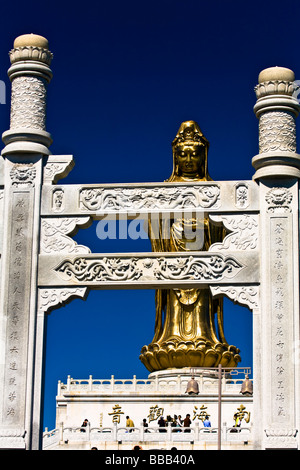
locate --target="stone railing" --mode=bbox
[57,369,252,396]
[43,422,252,449]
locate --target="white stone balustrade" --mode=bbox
[43,422,252,450]
[58,371,251,396]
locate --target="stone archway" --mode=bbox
[0,34,299,450]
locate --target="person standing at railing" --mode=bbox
[203,415,211,428]
[126,416,135,433]
[172,415,182,432]
[158,416,166,432]
[142,418,149,432]
[183,414,191,432]
[177,415,183,427]
[80,419,89,432]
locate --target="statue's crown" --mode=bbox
[172,120,208,148]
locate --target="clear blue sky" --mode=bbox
[0,0,299,431]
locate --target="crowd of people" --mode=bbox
[151,414,211,431]
[81,413,212,432]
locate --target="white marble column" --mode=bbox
[252,66,300,179]
[0,34,53,450]
[252,67,300,449]
[2,34,53,156]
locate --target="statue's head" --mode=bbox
[168,120,210,181]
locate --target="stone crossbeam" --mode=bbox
[38,251,259,289]
[41,179,259,216]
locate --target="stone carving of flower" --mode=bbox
[143,258,153,269]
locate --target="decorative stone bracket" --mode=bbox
[38,287,88,315]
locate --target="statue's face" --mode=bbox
[175,144,203,176]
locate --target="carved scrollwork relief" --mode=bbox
[56,257,143,283]
[38,287,88,314]
[259,111,296,154]
[10,76,47,130]
[40,217,91,254]
[210,285,259,310]
[209,214,259,251]
[79,184,221,212]
[43,156,75,185]
[44,163,69,184]
[154,255,243,281]
[54,254,244,284]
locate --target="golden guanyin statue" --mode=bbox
[139,120,241,372]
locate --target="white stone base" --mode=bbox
[43,368,253,450]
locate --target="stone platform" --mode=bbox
[43,368,253,450]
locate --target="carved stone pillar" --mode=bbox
[2,33,53,156]
[252,67,300,449]
[252,66,300,179]
[0,34,53,450]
